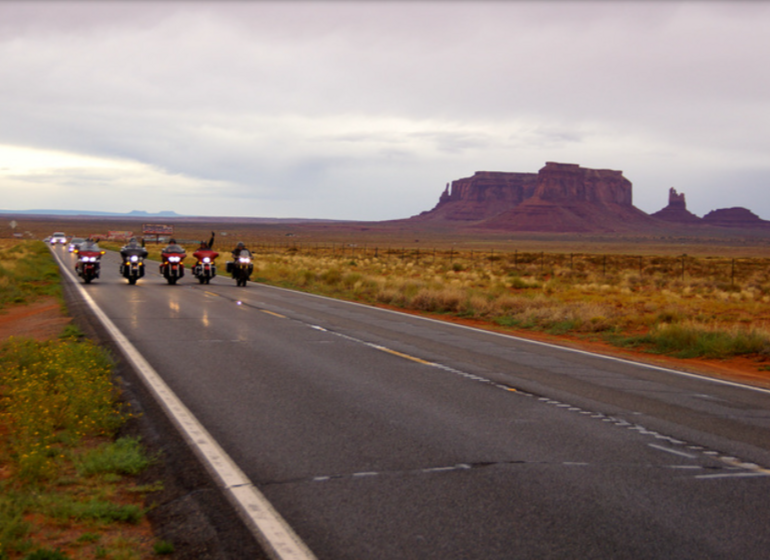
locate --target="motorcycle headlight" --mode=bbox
[203,257,211,263]
[130,255,139,262]
[239,257,251,263]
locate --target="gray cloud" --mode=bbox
[1,1,769,220]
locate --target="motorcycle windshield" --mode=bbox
[122,248,147,257]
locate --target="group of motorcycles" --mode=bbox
[70,241,253,286]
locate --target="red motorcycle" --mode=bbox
[75,248,104,284]
[160,247,186,285]
[192,248,219,284]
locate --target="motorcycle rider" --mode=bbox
[78,237,100,252]
[231,241,247,258]
[229,241,253,279]
[198,231,215,251]
[163,238,185,254]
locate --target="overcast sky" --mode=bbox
[1,1,769,220]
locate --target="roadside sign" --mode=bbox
[142,224,174,235]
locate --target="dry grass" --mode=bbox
[231,244,770,361]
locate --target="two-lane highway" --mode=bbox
[53,246,770,559]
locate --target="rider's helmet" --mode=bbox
[237,242,245,249]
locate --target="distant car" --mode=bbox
[50,232,67,245]
[68,237,86,253]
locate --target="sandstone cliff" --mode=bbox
[477,162,658,232]
[418,171,538,221]
[413,162,768,234]
[417,162,657,233]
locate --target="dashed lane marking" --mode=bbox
[648,444,697,459]
[305,321,770,482]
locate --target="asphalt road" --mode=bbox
[53,246,770,559]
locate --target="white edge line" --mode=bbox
[648,443,697,459]
[51,249,317,560]
[257,283,770,396]
[695,472,770,480]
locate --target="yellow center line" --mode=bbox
[375,346,432,365]
[204,291,219,297]
[262,310,287,319]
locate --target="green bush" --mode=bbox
[76,437,155,477]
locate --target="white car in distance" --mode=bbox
[50,232,67,245]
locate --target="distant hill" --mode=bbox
[0,209,183,217]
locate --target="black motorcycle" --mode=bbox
[228,250,253,287]
[120,252,146,285]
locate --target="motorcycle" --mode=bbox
[76,249,104,284]
[192,248,219,284]
[227,250,253,287]
[160,249,186,285]
[120,252,146,285]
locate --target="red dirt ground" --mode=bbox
[0,298,72,342]
[0,298,157,559]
